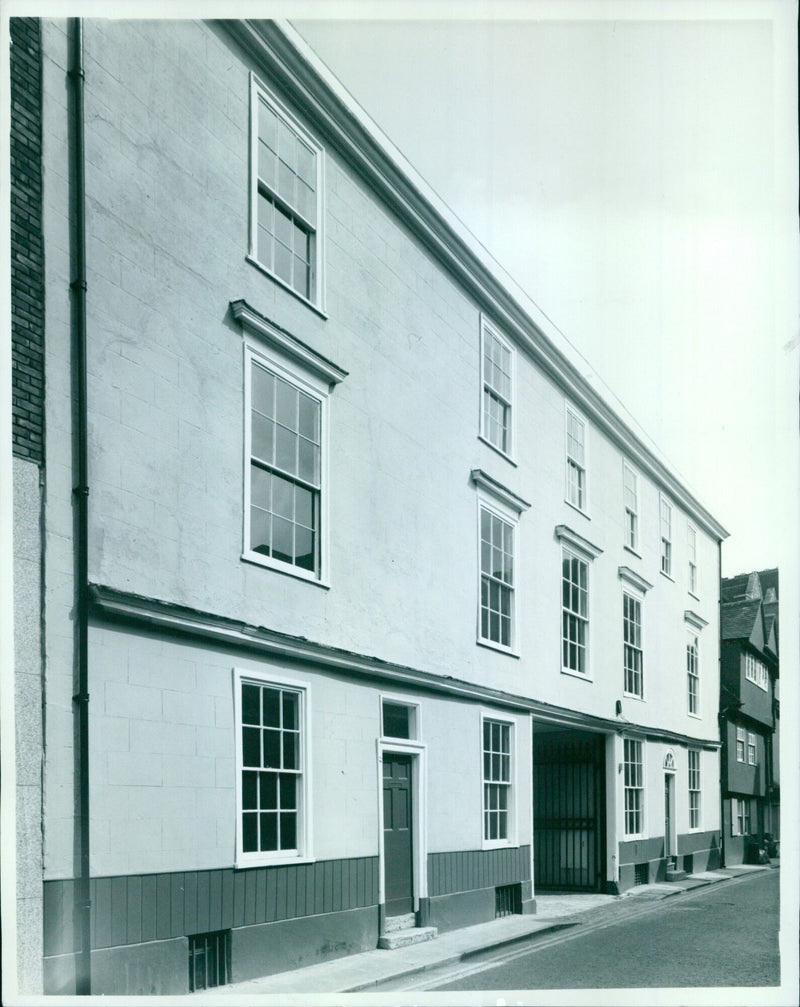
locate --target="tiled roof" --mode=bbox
[721,599,761,640]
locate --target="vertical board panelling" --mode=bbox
[126,875,142,945]
[95,877,112,949]
[208,870,222,932]
[196,872,210,933]
[334,858,343,911]
[43,881,63,956]
[221,869,235,929]
[313,861,323,915]
[244,869,257,926]
[89,878,96,949]
[275,867,287,920]
[323,859,334,913]
[63,880,76,954]
[294,865,304,919]
[255,868,267,923]
[110,876,128,947]
[286,864,298,919]
[346,858,355,909]
[233,871,246,928]
[141,875,157,943]
[266,865,277,922]
[170,873,185,938]
[184,872,198,935]
[155,874,171,940]
[303,863,314,917]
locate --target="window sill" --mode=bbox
[565,499,590,520]
[481,839,520,852]
[478,434,518,467]
[688,590,700,602]
[561,667,594,683]
[246,254,329,320]
[623,545,642,560]
[236,853,315,870]
[623,692,645,703]
[687,711,702,720]
[660,569,675,582]
[242,551,331,589]
[477,638,520,659]
[624,834,646,842]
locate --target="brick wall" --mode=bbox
[11,17,45,463]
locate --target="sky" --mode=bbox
[292,2,798,579]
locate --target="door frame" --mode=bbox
[377,739,427,921]
[664,769,677,860]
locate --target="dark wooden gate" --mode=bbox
[533,731,606,891]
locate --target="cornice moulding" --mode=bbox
[555,525,603,559]
[684,609,709,630]
[471,469,531,513]
[89,584,719,750]
[618,566,654,593]
[231,299,347,386]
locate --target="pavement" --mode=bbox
[197,861,778,997]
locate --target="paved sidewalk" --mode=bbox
[197,863,775,997]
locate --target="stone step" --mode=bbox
[665,869,687,881]
[383,913,416,934]
[378,926,438,950]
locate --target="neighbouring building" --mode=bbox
[11,18,729,996]
[720,569,780,865]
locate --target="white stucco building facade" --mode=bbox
[16,18,727,995]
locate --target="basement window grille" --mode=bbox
[495,883,521,918]
[634,862,649,886]
[189,930,231,992]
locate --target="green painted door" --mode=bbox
[383,754,414,916]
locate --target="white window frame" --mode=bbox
[243,341,331,585]
[233,667,313,868]
[623,737,645,838]
[480,712,518,850]
[479,317,515,461]
[622,460,639,553]
[744,652,769,691]
[659,494,673,578]
[623,591,644,699]
[747,731,757,766]
[735,725,746,763]
[733,797,751,836]
[379,693,421,742]
[561,547,590,679]
[686,631,700,717]
[687,522,698,596]
[565,403,588,514]
[477,500,518,655]
[473,472,529,657]
[688,749,701,830]
[249,74,326,312]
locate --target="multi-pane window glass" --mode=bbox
[747,732,757,766]
[623,462,638,551]
[241,682,301,854]
[735,726,746,763]
[687,524,698,594]
[562,551,588,674]
[623,593,643,697]
[687,634,699,714]
[480,508,514,648]
[256,91,319,300]
[566,409,586,509]
[250,360,321,574]
[482,327,512,454]
[744,652,769,690]
[688,750,701,829]
[483,720,511,842]
[624,738,643,836]
[660,497,672,576]
[735,797,751,836]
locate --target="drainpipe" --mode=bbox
[68,17,91,995]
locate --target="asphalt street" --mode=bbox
[428,869,779,992]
